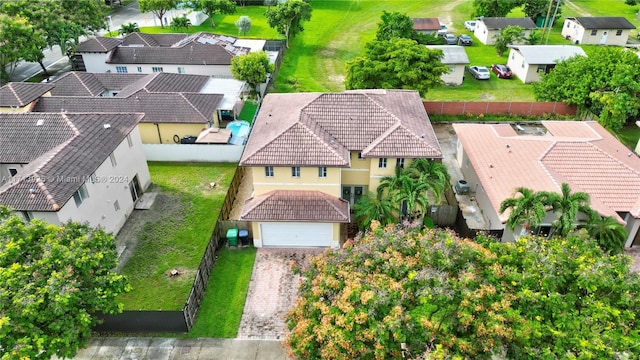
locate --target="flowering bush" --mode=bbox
[285,224,640,359]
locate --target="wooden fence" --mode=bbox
[424,101,577,116]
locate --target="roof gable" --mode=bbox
[0,83,54,107]
[510,45,586,64]
[240,190,350,222]
[425,45,470,64]
[570,17,635,29]
[76,36,122,53]
[412,18,441,31]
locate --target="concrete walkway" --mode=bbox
[68,337,289,360]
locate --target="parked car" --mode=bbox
[491,64,513,79]
[467,66,490,80]
[457,34,473,46]
[442,33,457,45]
[464,20,476,31]
[437,24,448,35]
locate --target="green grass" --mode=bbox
[118,162,236,310]
[188,247,257,338]
[617,122,640,149]
[237,100,259,123]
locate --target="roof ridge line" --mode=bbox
[320,191,349,220]
[179,93,210,121]
[297,115,349,163]
[7,83,20,105]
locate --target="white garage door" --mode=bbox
[261,222,332,247]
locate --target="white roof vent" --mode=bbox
[36,119,44,126]
[103,124,111,129]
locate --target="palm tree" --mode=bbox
[376,165,405,199]
[118,22,139,36]
[499,187,549,233]
[406,158,450,204]
[587,216,627,255]
[353,191,397,231]
[547,183,594,237]
[392,176,430,221]
[170,16,192,32]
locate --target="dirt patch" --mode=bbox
[164,266,197,281]
[114,184,185,271]
[228,170,254,220]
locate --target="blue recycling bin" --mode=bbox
[239,229,249,246]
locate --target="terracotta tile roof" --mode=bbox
[49,72,146,97]
[568,17,635,29]
[0,83,54,107]
[240,90,442,166]
[480,17,537,30]
[32,92,222,124]
[114,72,210,98]
[0,113,142,211]
[120,32,186,47]
[76,36,122,53]
[412,18,441,31]
[453,121,640,222]
[240,190,350,222]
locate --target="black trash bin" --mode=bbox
[239,229,249,246]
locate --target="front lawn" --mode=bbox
[617,122,640,150]
[117,162,236,310]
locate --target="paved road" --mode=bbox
[9,1,145,82]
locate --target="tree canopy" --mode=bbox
[230,51,274,92]
[533,46,640,131]
[473,0,563,21]
[345,38,448,97]
[0,208,130,359]
[265,0,312,48]
[138,0,180,28]
[187,0,237,27]
[494,25,524,56]
[235,15,251,36]
[286,223,640,359]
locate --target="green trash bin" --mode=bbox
[226,228,238,247]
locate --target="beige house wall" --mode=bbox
[562,19,631,45]
[250,166,341,197]
[138,123,209,144]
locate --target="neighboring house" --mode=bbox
[0,112,151,235]
[75,32,264,76]
[239,90,443,248]
[0,82,54,113]
[426,45,470,85]
[453,121,640,247]
[561,17,635,46]
[506,45,586,83]
[473,17,537,45]
[411,18,441,34]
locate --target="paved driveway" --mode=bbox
[237,248,323,340]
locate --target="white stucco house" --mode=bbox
[74,32,271,77]
[506,45,586,83]
[473,17,537,45]
[426,45,470,85]
[0,112,151,235]
[453,121,640,247]
[561,17,635,46]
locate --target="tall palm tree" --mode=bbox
[547,183,594,237]
[353,191,397,231]
[392,176,430,221]
[499,187,549,233]
[407,158,450,204]
[118,22,139,36]
[376,165,405,199]
[587,216,627,255]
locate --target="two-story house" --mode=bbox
[238,90,443,248]
[0,113,151,234]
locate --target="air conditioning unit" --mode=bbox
[456,180,471,194]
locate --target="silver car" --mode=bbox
[467,66,490,80]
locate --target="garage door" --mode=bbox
[261,222,332,247]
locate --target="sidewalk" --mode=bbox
[67,337,289,360]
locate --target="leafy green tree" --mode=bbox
[473,0,521,17]
[265,0,312,48]
[375,11,415,41]
[523,0,563,23]
[170,16,192,31]
[524,29,541,44]
[190,0,237,27]
[345,38,448,97]
[235,15,251,36]
[588,215,627,255]
[499,186,550,233]
[119,22,140,36]
[534,46,640,131]
[0,208,130,359]
[547,183,594,237]
[286,225,640,359]
[139,0,180,28]
[0,14,46,85]
[230,51,274,93]
[352,191,397,231]
[494,25,524,56]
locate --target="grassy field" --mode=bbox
[118,162,236,310]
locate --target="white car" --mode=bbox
[464,20,476,32]
[437,24,448,35]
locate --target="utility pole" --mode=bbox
[545,0,562,44]
[541,0,554,42]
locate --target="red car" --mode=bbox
[491,64,513,79]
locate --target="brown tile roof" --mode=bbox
[32,92,222,124]
[0,113,143,211]
[115,72,210,98]
[412,18,441,31]
[120,32,186,47]
[453,121,640,222]
[0,83,54,107]
[49,72,147,97]
[240,90,442,166]
[76,36,122,53]
[240,190,350,222]
[569,17,635,29]
[480,17,537,30]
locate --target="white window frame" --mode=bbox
[137,66,142,73]
[378,158,387,169]
[152,66,164,73]
[115,66,128,73]
[396,158,405,169]
[318,167,327,178]
[265,166,274,177]
[291,167,300,178]
[178,67,186,74]
[73,184,89,207]
[357,152,364,160]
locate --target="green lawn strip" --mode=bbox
[237,100,258,123]
[617,122,640,149]
[188,247,257,338]
[118,162,236,310]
